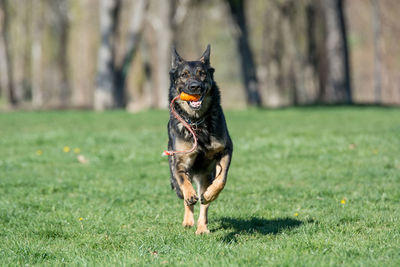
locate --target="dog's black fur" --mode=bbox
[166,45,232,234]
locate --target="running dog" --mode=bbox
[166,45,233,234]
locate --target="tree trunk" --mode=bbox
[320,0,351,104]
[226,0,262,107]
[0,1,7,99]
[94,0,121,110]
[31,0,43,108]
[95,0,148,110]
[114,0,147,108]
[258,1,323,107]
[0,0,16,106]
[372,0,382,104]
[155,0,172,109]
[54,0,70,108]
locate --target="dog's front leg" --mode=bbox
[201,152,232,204]
[173,153,198,207]
[196,176,211,234]
[182,202,194,227]
[175,159,198,227]
[176,167,198,206]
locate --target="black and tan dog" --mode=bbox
[167,45,233,234]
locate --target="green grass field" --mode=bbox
[1,107,400,266]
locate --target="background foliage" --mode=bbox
[0,0,399,110]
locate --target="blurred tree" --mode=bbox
[320,0,352,104]
[256,0,323,107]
[115,0,147,102]
[1,0,399,110]
[226,0,262,107]
[372,0,382,104]
[0,0,16,106]
[30,0,43,108]
[52,0,70,108]
[0,0,7,100]
[132,0,187,110]
[95,0,121,110]
[68,0,99,109]
[95,0,147,110]
[154,0,172,109]
[143,0,173,109]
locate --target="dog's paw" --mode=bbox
[200,193,209,205]
[184,192,198,206]
[201,185,223,204]
[182,218,194,228]
[200,192,215,205]
[195,224,210,235]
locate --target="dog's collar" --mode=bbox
[185,117,206,130]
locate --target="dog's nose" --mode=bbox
[189,81,201,91]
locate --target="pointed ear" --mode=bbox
[199,44,211,65]
[171,48,184,69]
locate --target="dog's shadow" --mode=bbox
[214,217,304,242]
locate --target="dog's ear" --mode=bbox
[199,44,211,66]
[171,48,184,69]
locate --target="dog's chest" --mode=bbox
[191,136,225,172]
[203,136,225,157]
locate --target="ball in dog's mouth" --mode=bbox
[180,92,201,101]
[179,92,204,109]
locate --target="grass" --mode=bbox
[0,107,400,266]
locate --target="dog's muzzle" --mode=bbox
[185,80,203,95]
[183,80,206,110]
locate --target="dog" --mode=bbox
[167,45,233,234]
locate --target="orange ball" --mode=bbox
[180,92,201,101]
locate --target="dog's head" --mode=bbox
[169,45,215,114]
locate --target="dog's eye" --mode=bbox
[181,72,189,78]
[197,70,206,78]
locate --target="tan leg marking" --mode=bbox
[201,153,231,204]
[196,203,210,234]
[181,178,198,206]
[182,202,194,227]
[174,140,198,206]
[196,178,211,235]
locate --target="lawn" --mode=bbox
[0,107,400,266]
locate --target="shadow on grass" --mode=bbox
[215,217,303,243]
